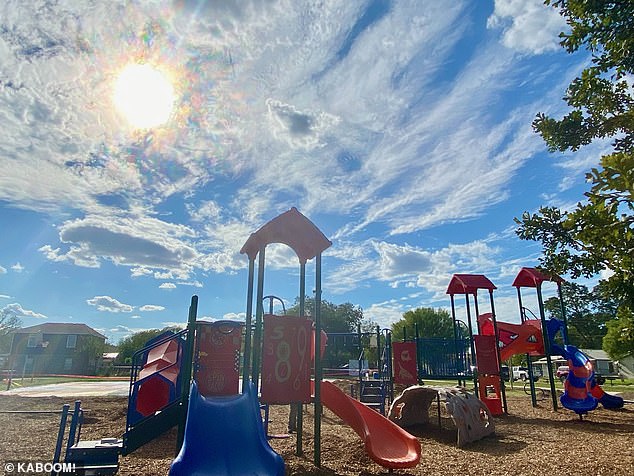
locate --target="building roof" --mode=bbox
[533,349,613,364]
[581,349,612,361]
[12,323,106,340]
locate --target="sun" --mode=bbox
[113,63,175,129]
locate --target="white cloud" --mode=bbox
[554,139,612,192]
[87,295,134,313]
[0,266,6,274]
[364,302,407,330]
[327,239,500,296]
[161,321,186,329]
[0,294,11,299]
[159,282,177,290]
[188,200,222,223]
[1,302,46,319]
[139,304,165,312]
[177,280,203,288]
[108,325,151,341]
[40,214,199,277]
[266,99,340,150]
[222,312,246,322]
[487,0,567,54]
[11,263,24,272]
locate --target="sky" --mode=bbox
[0,0,600,344]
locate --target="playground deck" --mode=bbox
[1,382,632,476]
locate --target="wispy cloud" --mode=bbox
[1,302,47,319]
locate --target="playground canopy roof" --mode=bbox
[446,274,496,295]
[240,207,332,263]
[512,267,563,288]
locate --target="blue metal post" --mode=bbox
[52,404,70,469]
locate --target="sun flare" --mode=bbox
[113,63,175,129]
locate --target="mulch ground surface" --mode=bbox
[1,382,633,475]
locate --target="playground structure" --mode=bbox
[43,212,627,473]
[50,207,420,475]
[388,267,625,420]
[233,207,420,469]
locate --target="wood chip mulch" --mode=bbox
[1,385,632,475]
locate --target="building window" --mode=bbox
[24,356,34,372]
[64,358,73,372]
[27,335,38,348]
[66,335,77,349]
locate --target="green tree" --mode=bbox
[78,335,108,375]
[603,308,634,359]
[287,297,363,333]
[116,328,179,364]
[516,1,634,359]
[544,281,617,348]
[0,307,22,354]
[391,307,454,340]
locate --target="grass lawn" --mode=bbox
[421,377,634,396]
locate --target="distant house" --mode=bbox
[616,354,634,379]
[532,349,618,377]
[8,323,106,376]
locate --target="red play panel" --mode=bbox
[474,335,500,376]
[135,374,171,417]
[392,342,418,385]
[260,314,312,404]
[195,321,243,397]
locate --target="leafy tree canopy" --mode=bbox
[516,1,634,356]
[116,327,181,364]
[544,281,617,348]
[391,307,454,340]
[603,308,634,360]
[287,297,364,334]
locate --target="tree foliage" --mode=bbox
[0,307,22,353]
[391,307,455,340]
[516,1,634,359]
[544,281,617,348]
[603,308,634,359]
[78,335,108,374]
[116,327,180,364]
[287,297,364,333]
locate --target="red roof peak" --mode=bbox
[446,274,496,295]
[240,207,331,263]
[512,267,563,288]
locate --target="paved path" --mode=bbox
[0,381,129,397]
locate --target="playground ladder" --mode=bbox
[359,380,386,414]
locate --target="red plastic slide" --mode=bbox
[320,381,421,469]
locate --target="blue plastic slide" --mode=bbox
[558,344,599,415]
[169,381,285,476]
[547,320,624,414]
